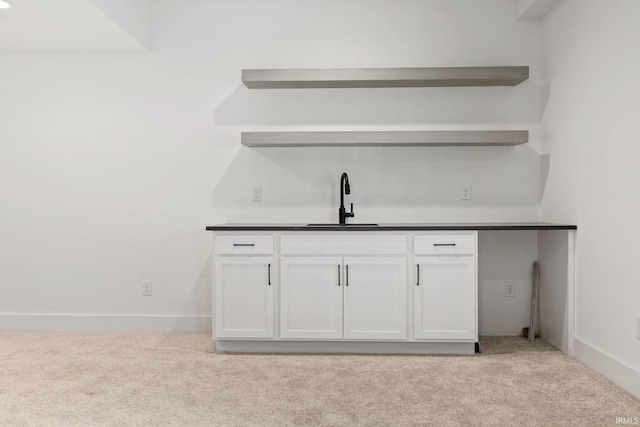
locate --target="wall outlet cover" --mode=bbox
[505,280,516,297]
[461,184,472,200]
[252,187,262,202]
[142,280,152,296]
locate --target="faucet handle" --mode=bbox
[349,203,355,218]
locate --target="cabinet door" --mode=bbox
[343,257,407,340]
[280,257,343,339]
[414,256,476,340]
[215,257,274,338]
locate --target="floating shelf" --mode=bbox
[241,131,528,147]
[242,66,529,89]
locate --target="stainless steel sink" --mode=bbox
[306,223,379,227]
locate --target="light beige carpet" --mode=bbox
[0,333,638,426]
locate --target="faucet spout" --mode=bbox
[339,172,355,225]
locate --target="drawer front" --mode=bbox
[281,234,407,255]
[414,233,475,255]
[215,235,274,255]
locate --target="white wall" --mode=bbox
[541,0,640,397]
[89,0,152,49]
[0,0,148,52]
[0,0,543,332]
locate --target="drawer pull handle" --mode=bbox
[233,243,255,247]
[268,263,271,286]
[417,264,420,286]
[338,265,341,286]
[433,243,456,247]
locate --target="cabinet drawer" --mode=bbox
[414,233,475,255]
[215,235,274,255]
[281,234,406,255]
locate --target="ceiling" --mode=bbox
[0,0,561,53]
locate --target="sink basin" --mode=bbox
[306,223,379,227]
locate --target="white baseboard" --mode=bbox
[0,314,212,333]
[574,338,640,399]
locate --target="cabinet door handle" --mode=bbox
[267,263,271,286]
[338,265,341,286]
[433,243,456,247]
[346,265,349,287]
[233,243,255,247]
[416,264,420,286]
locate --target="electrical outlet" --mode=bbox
[252,187,262,202]
[636,317,640,340]
[505,281,516,297]
[461,184,472,200]
[142,280,152,296]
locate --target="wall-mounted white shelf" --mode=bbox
[241,131,528,147]
[242,66,529,89]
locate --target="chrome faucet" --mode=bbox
[339,172,355,225]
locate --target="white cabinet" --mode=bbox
[214,257,274,338]
[414,256,476,340]
[280,256,407,340]
[211,230,478,353]
[413,232,477,341]
[280,257,343,339]
[343,257,407,340]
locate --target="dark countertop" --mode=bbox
[206,222,577,231]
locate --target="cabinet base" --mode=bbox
[215,340,476,355]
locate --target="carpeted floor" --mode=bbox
[0,333,638,426]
